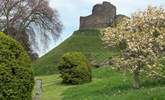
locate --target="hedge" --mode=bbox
[0,32,34,100]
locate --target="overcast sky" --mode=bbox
[43,0,165,56]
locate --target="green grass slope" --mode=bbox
[35,67,165,100]
[33,29,165,100]
[32,29,119,76]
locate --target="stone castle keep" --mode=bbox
[79,1,125,29]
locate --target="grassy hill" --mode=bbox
[33,29,165,100]
[32,29,120,76]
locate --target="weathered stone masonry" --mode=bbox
[79,1,126,29]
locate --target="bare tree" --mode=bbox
[0,0,62,59]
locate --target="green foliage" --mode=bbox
[58,52,92,84]
[152,56,165,80]
[33,29,120,76]
[0,32,34,100]
[0,32,31,67]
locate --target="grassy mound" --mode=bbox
[33,29,119,76]
[33,29,165,100]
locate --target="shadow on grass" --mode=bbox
[141,79,165,88]
[60,77,165,100]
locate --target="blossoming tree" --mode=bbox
[102,6,165,89]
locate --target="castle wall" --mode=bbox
[80,2,116,29]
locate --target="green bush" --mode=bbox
[0,32,34,100]
[58,52,92,84]
[153,56,165,80]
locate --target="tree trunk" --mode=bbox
[133,68,140,89]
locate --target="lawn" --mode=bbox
[35,67,165,100]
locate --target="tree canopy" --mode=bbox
[102,6,165,88]
[0,0,62,55]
